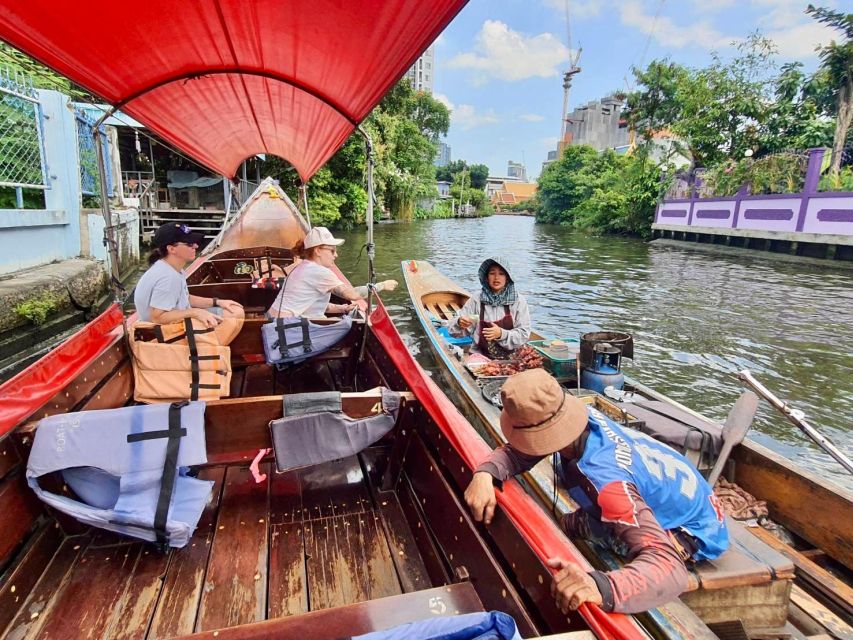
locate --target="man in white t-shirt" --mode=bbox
[267,227,396,318]
[135,222,244,327]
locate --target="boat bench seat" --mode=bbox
[173,582,485,639]
[681,518,794,629]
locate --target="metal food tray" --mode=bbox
[464,360,512,381]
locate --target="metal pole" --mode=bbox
[299,182,312,229]
[93,117,123,303]
[738,370,853,475]
[357,125,376,288]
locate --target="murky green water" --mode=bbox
[335,216,853,490]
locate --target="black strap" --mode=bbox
[185,318,201,400]
[154,325,165,343]
[125,401,188,546]
[273,317,313,357]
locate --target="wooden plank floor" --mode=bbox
[4,455,421,639]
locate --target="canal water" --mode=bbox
[335,215,853,489]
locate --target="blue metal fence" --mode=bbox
[74,107,113,197]
[0,67,48,194]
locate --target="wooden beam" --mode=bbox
[749,525,853,619]
[173,582,484,640]
[789,584,853,640]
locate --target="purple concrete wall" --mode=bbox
[802,195,853,235]
[654,149,853,238]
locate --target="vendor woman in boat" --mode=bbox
[449,256,530,358]
[464,369,728,615]
[267,226,397,318]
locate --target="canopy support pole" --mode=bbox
[357,126,376,290]
[299,182,312,229]
[93,110,124,304]
[354,126,376,384]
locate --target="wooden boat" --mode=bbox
[402,259,853,640]
[0,185,660,640]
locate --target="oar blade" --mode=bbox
[707,391,759,486]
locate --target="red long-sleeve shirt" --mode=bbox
[477,444,692,614]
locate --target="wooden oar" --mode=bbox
[707,390,760,486]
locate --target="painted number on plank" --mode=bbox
[429,596,447,615]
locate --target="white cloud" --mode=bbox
[749,0,838,58]
[519,113,545,122]
[622,0,837,58]
[766,21,838,59]
[435,93,500,130]
[541,0,603,19]
[453,104,500,130]
[434,92,454,110]
[447,20,572,83]
[619,1,731,50]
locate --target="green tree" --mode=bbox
[468,163,489,189]
[806,5,853,175]
[535,145,600,224]
[625,35,817,166]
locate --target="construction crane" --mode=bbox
[559,0,582,148]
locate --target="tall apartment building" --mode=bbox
[507,160,527,182]
[435,141,451,167]
[404,46,435,94]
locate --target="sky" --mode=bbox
[431,0,844,180]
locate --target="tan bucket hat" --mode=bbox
[500,369,589,456]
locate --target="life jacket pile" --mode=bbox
[129,316,243,403]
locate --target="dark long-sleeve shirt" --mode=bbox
[477,444,691,614]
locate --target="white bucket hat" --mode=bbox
[304,226,345,249]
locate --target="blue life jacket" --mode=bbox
[562,407,728,561]
[262,314,353,367]
[353,611,521,640]
[27,402,213,548]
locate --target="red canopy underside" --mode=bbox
[0,0,466,180]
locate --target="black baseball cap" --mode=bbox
[153,222,204,249]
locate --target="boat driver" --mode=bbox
[135,222,244,328]
[464,368,728,614]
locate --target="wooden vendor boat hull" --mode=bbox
[0,185,651,640]
[401,258,853,640]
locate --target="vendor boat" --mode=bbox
[401,259,853,640]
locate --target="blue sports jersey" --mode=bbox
[561,407,728,561]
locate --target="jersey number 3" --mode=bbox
[634,443,698,499]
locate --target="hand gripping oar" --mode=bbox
[707,390,760,486]
[737,370,853,476]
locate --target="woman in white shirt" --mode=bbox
[267,227,395,318]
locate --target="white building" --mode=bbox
[404,46,435,94]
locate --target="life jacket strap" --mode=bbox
[272,317,313,356]
[124,400,189,547]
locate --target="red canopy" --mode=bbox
[0,0,466,180]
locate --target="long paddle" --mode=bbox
[707,390,760,486]
[738,370,853,475]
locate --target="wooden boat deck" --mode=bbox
[4,454,432,640]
